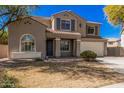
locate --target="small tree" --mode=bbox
[0,5,38,38]
[104,5,124,26]
[0,31,8,44]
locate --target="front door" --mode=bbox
[46,40,53,57]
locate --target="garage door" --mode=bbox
[80,41,104,56]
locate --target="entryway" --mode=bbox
[60,39,73,57]
[46,40,53,57]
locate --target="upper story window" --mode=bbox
[87,26,95,35]
[61,20,71,30]
[21,34,35,52]
[56,18,75,31]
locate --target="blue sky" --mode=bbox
[32,5,121,38]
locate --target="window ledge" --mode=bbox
[11,52,42,59]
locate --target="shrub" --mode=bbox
[35,58,43,61]
[80,50,97,61]
[0,31,8,45]
[0,70,19,88]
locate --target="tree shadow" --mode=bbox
[1,59,124,82]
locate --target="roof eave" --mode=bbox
[87,21,102,25]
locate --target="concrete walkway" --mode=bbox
[98,57,124,88]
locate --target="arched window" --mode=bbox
[21,34,35,52]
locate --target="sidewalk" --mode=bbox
[101,82,124,88]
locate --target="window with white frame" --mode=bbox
[87,26,95,35]
[61,20,71,30]
[21,34,35,52]
[60,40,70,52]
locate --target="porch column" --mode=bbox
[55,38,61,58]
[73,40,76,56]
[104,42,107,56]
[76,39,81,57]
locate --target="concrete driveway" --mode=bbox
[98,57,124,88]
[99,57,124,74]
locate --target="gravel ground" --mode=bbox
[1,59,124,88]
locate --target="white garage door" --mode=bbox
[80,41,104,56]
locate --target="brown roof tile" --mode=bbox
[31,16,51,27]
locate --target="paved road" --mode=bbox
[98,57,124,88]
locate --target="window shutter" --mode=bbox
[95,26,98,35]
[86,25,88,34]
[56,18,61,30]
[71,19,75,31]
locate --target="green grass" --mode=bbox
[0,70,19,88]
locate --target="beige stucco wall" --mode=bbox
[0,45,8,58]
[8,18,47,58]
[77,18,86,37]
[80,41,105,56]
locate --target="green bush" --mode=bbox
[80,50,97,61]
[0,70,19,88]
[0,31,8,45]
[35,58,43,61]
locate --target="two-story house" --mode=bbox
[8,10,107,59]
[121,29,124,47]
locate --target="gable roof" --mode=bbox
[9,16,48,27]
[52,10,101,24]
[52,10,87,22]
[30,16,51,27]
[67,10,87,22]
[18,10,101,27]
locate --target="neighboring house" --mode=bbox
[107,38,121,47]
[121,29,124,47]
[8,10,107,59]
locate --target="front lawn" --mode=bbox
[3,60,124,88]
